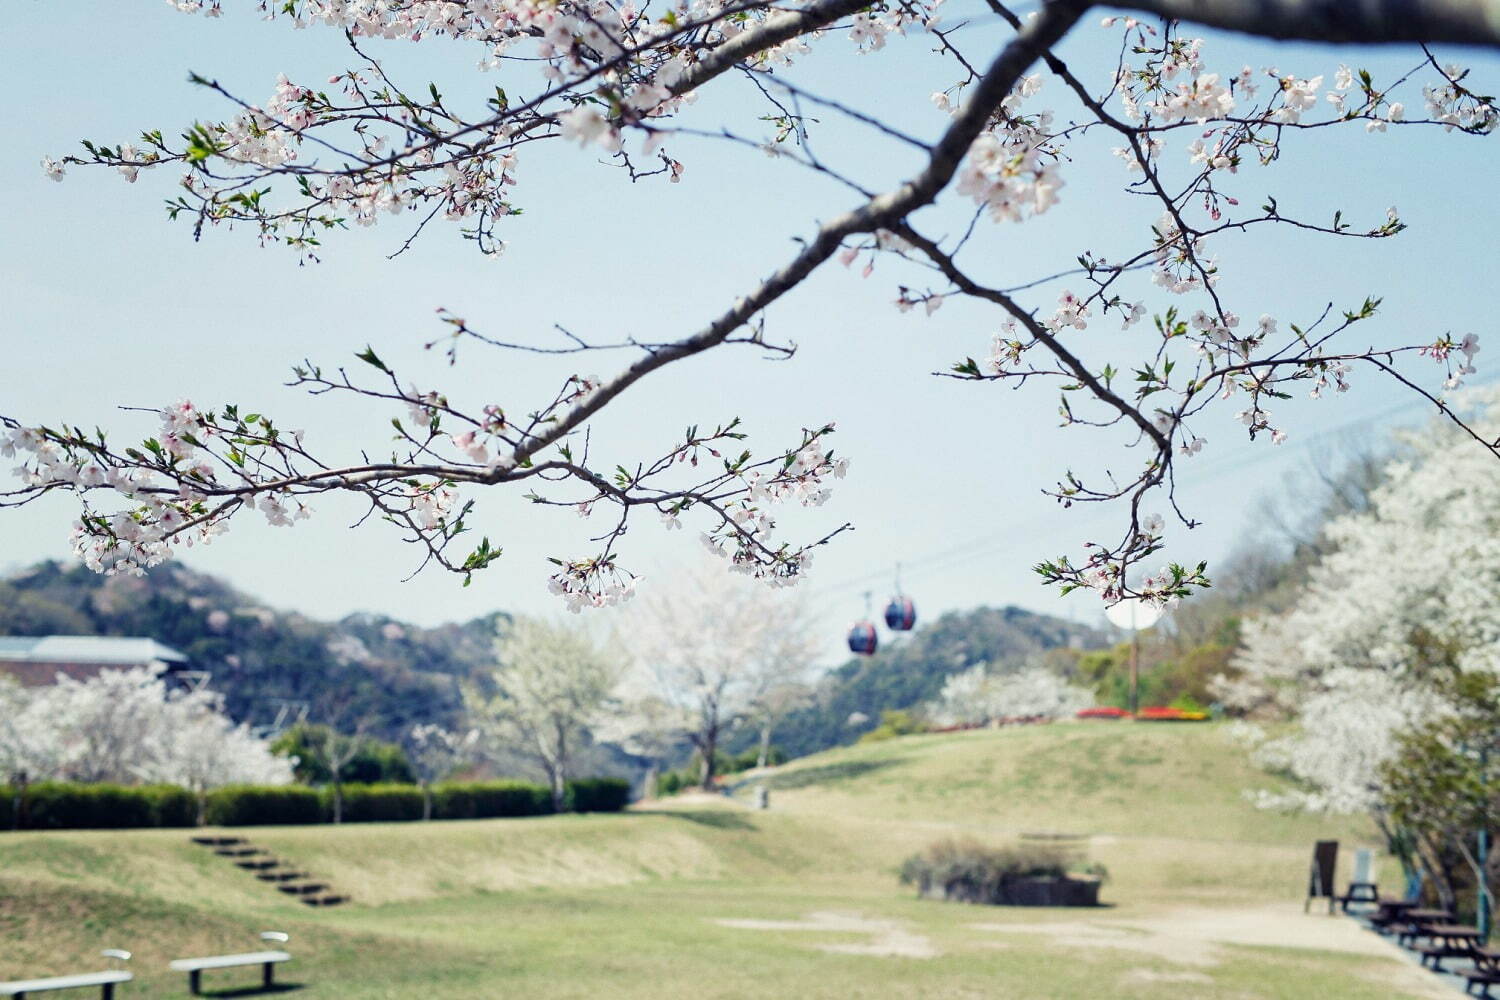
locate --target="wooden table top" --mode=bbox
[1406,909,1455,921]
[1427,924,1481,938]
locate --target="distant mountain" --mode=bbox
[764,605,1109,759]
[0,560,501,741]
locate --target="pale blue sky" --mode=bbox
[2,5,1497,656]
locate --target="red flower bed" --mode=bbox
[1076,706,1130,720]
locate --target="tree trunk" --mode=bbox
[699,729,718,790]
[644,763,659,801]
[421,780,432,821]
[11,772,27,831]
[757,721,773,770]
[1416,832,1454,910]
[332,779,344,824]
[549,724,569,813]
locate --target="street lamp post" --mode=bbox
[1481,744,1491,942]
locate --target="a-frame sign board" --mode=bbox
[1305,839,1339,914]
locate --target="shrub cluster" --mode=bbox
[655,747,786,795]
[858,710,929,744]
[899,838,1107,906]
[271,723,416,784]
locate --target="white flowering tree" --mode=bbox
[1227,386,1500,711]
[0,668,292,806]
[928,662,1093,725]
[144,697,298,822]
[0,676,66,827]
[466,616,621,810]
[618,560,820,788]
[2,2,1498,609]
[1230,388,1500,820]
[1243,668,1442,815]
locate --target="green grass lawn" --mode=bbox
[0,723,1440,999]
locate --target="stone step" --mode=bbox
[255,871,309,882]
[190,836,245,847]
[301,894,349,907]
[275,882,329,896]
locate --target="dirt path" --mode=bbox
[717,902,1454,997]
[974,903,1455,999]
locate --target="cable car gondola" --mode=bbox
[847,591,878,656]
[884,595,916,631]
[846,620,878,656]
[884,564,917,631]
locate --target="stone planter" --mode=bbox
[918,875,1102,907]
[1001,876,1101,907]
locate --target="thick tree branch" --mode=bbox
[491,0,1089,475]
[1115,0,1500,47]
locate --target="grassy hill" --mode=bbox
[0,723,1444,1000]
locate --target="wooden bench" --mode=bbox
[1397,908,1454,946]
[0,952,133,999]
[1466,948,1500,998]
[169,933,290,996]
[1370,897,1417,933]
[1418,923,1482,972]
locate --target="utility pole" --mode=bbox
[1105,598,1162,717]
[1129,630,1141,717]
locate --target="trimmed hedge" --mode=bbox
[24,782,159,830]
[204,785,323,827]
[566,777,631,813]
[333,783,426,823]
[432,780,553,820]
[0,782,194,829]
[0,777,624,829]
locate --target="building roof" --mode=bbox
[0,636,188,665]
